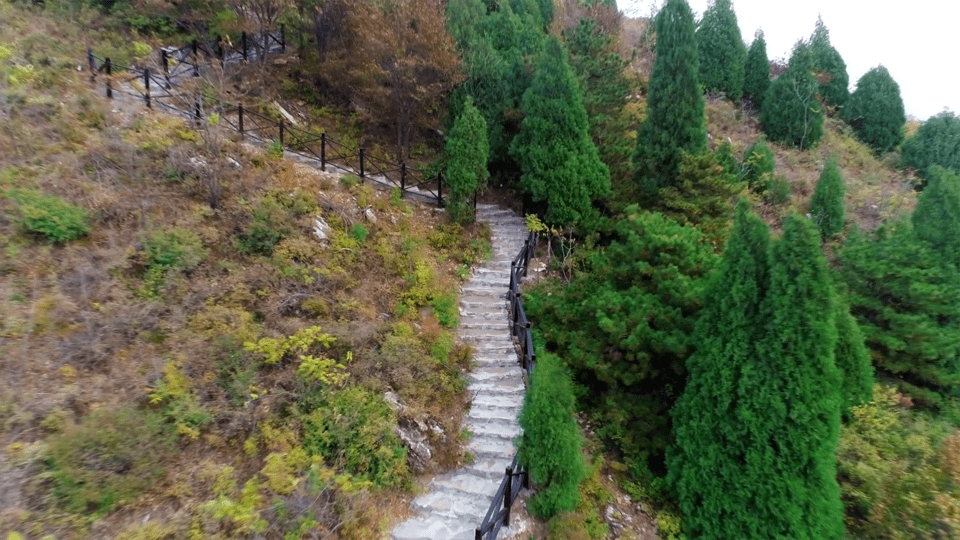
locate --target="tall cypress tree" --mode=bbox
[901,111,960,182]
[750,213,844,539]
[510,36,610,228]
[445,97,490,223]
[742,30,770,109]
[696,0,746,100]
[844,66,906,154]
[809,16,849,110]
[633,0,706,201]
[668,201,772,539]
[809,155,845,239]
[761,40,824,149]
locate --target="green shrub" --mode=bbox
[302,386,409,488]
[238,198,292,256]
[765,174,791,205]
[6,188,90,243]
[350,223,369,244]
[518,349,585,519]
[43,406,175,515]
[430,292,459,329]
[142,227,206,270]
[742,137,776,192]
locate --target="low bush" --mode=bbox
[6,188,90,243]
[42,406,175,515]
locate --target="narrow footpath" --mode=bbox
[392,204,529,540]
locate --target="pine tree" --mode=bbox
[517,348,585,519]
[901,111,960,181]
[742,30,770,109]
[633,0,706,201]
[839,221,960,404]
[809,16,849,110]
[749,213,843,539]
[526,208,717,469]
[912,166,960,268]
[510,36,610,228]
[760,40,824,149]
[445,97,490,223]
[833,296,874,418]
[668,201,772,539]
[696,0,746,100]
[741,136,776,192]
[844,66,906,154]
[809,155,845,239]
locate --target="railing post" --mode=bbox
[504,467,513,526]
[400,162,406,194]
[215,35,224,67]
[437,171,443,207]
[144,67,151,108]
[280,23,286,53]
[160,49,170,88]
[194,98,201,124]
[104,57,112,98]
[241,32,248,61]
[279,120,284,146]
[475,528,482,540]
[192,40,199,76]
[359,147,365,178]
[87,48,95,82]
[320,133,326,171]
[238,105,244,137]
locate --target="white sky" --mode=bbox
[617,0,960,121]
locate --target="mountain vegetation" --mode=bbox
[3,0,960,539]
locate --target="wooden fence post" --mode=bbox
[105,57,112,98]
[475,528,482,540]
[192,40,199,77]
[504,467,513,526]
[215,35,224,67]
[160,49,170,88]
[280,24,286,53]
[241,32,248,61]
[359,147,365,178]
[437,171,443,206]
[320,133,326,171]
[87,48,95,82]
[144,67,151,108]
[238,105,244,137]
[400,162,406,194]
[279,120,284,146]
[194,98,201,124]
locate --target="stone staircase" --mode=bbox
[391,204,529,540]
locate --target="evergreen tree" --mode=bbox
[839,221,960,404]
[809,155,845,239]
[833,296,874,418]
[901,110,960,181]
[668,201,772,539]
[527,208,717,470]
[517,347,585,519]
[741,136,776,192]
[633,0,707,201]
[844,66,906,154]
[695,0,745,100]
[656,150,743,249]
[445,97,490,223]
[565,17,636,204]
[760,40,824,149]
[742,30,770,109]
[510,36,610,228]
[809,16,849,109]
[750,213,844,539]
[912,166,960,268]
[670,208,844,539]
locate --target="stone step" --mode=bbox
[466,418,523,440]
[468,403,522,423]
[467,377,525,395]
[391,517,475,540]
[468,366,523,383]
[460,321,510,332]
[460,329,514,342]
[430,472,502,498]
[464,454,516,480]
[471,392,524,410]
[411,487,492,521]
[467,433,517,456]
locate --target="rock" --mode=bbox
[227,157,241,168]
[365,207,377,224]
[384,391,435,475]
[313,216,331,241]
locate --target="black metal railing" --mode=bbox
[476,230,538,540]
